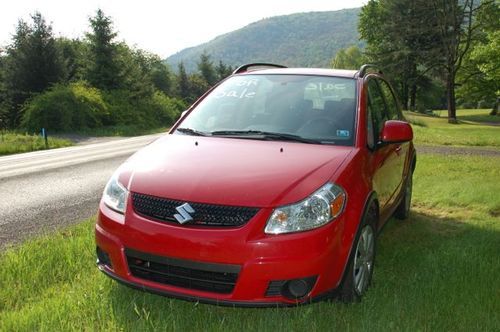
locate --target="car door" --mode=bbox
[366,78,402,222]
[378,79,409,201]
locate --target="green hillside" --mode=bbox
[166,8,361,72]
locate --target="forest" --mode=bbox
[0,10,232,133]
[0,1,498,134]
[333,0,498,121]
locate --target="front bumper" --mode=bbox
[97,264,335,307]
[95,200,350,306]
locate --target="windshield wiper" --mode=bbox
[210,130,320,144]
[176,128,209,136]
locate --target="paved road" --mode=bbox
[0,134,164,250]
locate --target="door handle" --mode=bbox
[395,145,402,155]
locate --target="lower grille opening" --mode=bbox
[125,248,240,294]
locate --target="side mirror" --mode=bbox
[380,120,413,144]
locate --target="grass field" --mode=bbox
[404,109,500,147]
[1,154,499,331]
[432,109,500,124]
[0,131,73,156]
[0,126,168,157]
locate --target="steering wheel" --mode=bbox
[297,117,338,136]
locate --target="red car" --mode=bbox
[96,64,416,306]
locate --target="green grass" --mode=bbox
[404,110,500,147]
[0,131,73,156]
[1,154,499,331]
[0,126,168,156]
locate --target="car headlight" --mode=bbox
[103,172,128,214]
[264,183,346,235]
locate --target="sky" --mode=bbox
[0,0,366,58]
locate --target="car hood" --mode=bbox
[122,134,353,208]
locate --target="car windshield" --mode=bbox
[177,74,357,145]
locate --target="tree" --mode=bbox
[176,62,190,102]
[197,52,217,86]
[116,44,155,101]
[359,0,437,111]
[150,61,173,95]
[216,60,233,81]
[85,9,122,90]
[426,0,493,123]
[0,48,8,130]
[56,37,87,83]
[456,1,499,112]
[331,46,366,70]
[2,12,64,127]
[359,0,493,118]
[188,74,210,102]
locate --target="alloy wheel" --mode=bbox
[353,225,375,295]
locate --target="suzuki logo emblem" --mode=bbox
[174,203,195,224]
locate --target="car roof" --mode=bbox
[237,67,359,78]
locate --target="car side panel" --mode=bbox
[328,147,373,288]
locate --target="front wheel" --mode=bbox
[339,204,377,302]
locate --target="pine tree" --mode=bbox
[3,12,64,127]
[177,62,190,102]
[0,49,8,130]
[85,9,121,90]
[216,60,233,81]
[359,0,435,111]
[197,52,217,86]
[151,61,172,95]
[56,37,87,83]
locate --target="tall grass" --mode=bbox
[0,131,73,156]
[1,154,499,330]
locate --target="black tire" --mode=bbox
[338,203,377,303]
[394,171,413,220]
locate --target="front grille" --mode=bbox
[125,248,240,294]
[132,192,259,227]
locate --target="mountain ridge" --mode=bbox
[166,8,362,72]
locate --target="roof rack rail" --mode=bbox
[232,63,287,75]
[358,64,383,78]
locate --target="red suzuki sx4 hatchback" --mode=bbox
[96,64,416,306]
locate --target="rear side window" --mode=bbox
[366,78,402,148]
[378,80,401,120]
[367,79,386,146]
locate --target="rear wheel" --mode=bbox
[394,171,413,220]
[339,204,377,302]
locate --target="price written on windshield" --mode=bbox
[214,78,258,99]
